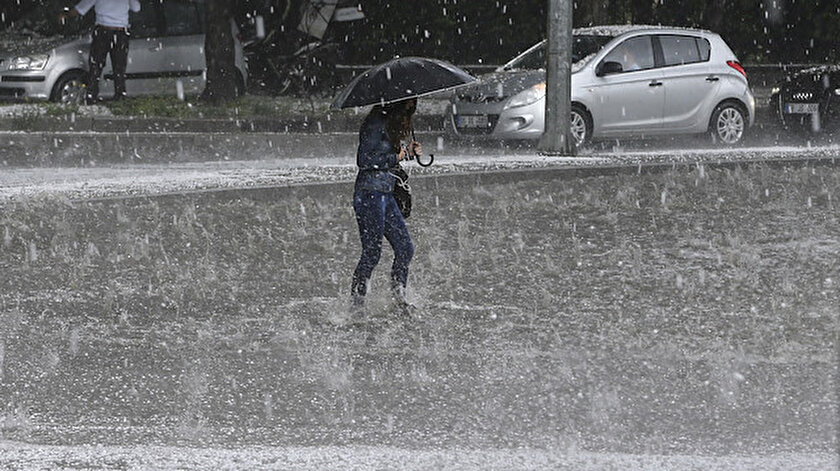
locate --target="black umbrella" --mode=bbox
[330,56,476,110]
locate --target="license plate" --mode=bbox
[784,103,818,114]
[457,115,489,128]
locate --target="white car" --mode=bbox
[0,0,247,103]
[448,25,756,146]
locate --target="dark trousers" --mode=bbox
[87,26,129,102]
[351,190,414,300]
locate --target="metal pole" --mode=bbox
[538,0,575,156]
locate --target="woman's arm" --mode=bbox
[357,116,401,170]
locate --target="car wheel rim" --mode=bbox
[60,79,85,105]
[716,107,744,144]
[570,111,587,145]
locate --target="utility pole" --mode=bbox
[538,0,575,156]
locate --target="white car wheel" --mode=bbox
[711,103,746,145]
[570,107,590,146]
[51,71,87,104]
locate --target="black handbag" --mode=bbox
[391,165,412,218]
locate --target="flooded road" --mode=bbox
[0,144,837,470]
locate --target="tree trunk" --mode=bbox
[201,0,238,103]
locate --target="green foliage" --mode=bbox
[106,96,196,118]
[330,0,837,65]
[4,0,837,70]
[43,102,80,117]
[7,106,43,131]
[345,0,546,64]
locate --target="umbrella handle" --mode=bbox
[410,127,433,167]
[417,153,434,167]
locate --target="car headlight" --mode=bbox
[770,86,780,95]
[9,54,49,71]
[504,83,546,110]
[835,88,840,96]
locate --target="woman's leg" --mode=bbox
[351,191,386,302]
[383,194,414,300]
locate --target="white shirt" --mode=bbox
[74,0,141,29]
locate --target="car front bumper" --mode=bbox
[448,98,545,140]
[0,70,53,100]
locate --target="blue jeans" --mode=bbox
[351,191,414,299]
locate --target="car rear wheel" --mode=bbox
[710,102,746,145]
[570,105,592,146]
[50,71,87,104]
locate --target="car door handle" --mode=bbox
[706,76,720,82]
[649,81,663,87]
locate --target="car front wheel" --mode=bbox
[50,71,87,104]
[710,102,746,145]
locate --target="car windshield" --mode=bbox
[0,6,93,38]
[501,35,613,71]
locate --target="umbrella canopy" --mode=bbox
[330,57,476,110]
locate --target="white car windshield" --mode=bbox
[502,35,613,71]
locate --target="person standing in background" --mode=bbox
[59,0,141,103]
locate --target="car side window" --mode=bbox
[659,35,710,66]
[697,38,711,61]
[163,0,204,36]
[602,36,655,73]
[130,0,166,39]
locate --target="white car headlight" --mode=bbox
[9,54,49,71]
[770,86,780,95]
[834,88,840,96]
[504,83,546,110]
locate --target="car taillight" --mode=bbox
[727,60,747,79]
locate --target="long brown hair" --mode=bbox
[381,99,417,150]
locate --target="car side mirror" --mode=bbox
[596,61,623,77]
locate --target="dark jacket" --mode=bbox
[354,111,399,193]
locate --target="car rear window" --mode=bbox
[659,35,711,66]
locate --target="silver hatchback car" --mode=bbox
[0,0,247,103]
[449,25,756,146]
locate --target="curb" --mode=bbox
[81,153,840,206]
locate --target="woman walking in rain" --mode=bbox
[350,98,422,315]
